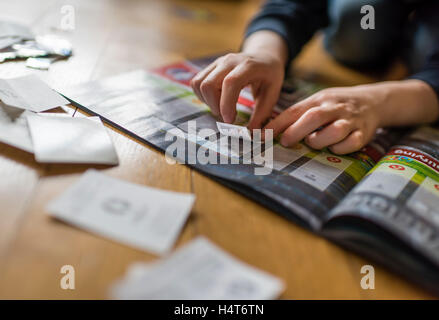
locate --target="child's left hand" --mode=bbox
[265,79,439,155]
[264,85,384,155]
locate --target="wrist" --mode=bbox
[371,83,395,128]
[363,80,439,128]
[242,30,288,67]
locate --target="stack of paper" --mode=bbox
[46,170,195,254]
[0,74,118,165]
[0,20,72,68]
[217,121,252,141]
[0,20,33,50]
[0,103,33,152]
[0,74,69,112]
[27,114,119,164]
[111,237,285,299]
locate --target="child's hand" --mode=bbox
[265,86,383,155]
[190,52,284,128]
[265,79,439,155]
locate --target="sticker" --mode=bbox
[217,122,252,141]
[289,153,351,191]
[353,163,416,198]
[264,143,309,171]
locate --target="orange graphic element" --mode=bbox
[327,156,341,163]
[389,164,405,171]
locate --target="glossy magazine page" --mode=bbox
[328,126,439,270]
[60,58,399,230]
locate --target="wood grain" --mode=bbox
[0,0,433,299]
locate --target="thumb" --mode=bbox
[247,83,280,130]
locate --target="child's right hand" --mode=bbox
[190,51,285,129]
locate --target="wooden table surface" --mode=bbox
[0,0,433,299]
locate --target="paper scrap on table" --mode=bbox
[0,20,33,40]
[217,121,252,141]
[0,37,22,50]
[26,114,119,164]
[0,102,33,152]
[35,35,72,57]
[26,57,59,70]
[0,51,17,63]
[47,170,195,254]
[111,237,284,300]
[0,74,69,112]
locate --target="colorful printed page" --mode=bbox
[328,125,439,270]
[60,57,439,294]
[61,63,399,232]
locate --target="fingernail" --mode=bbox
[247,121,258,131]
[223,113,233,124]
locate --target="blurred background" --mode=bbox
[1,0,407,92]
[0,0,425,300]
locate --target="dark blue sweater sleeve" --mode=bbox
[244,0,329,68]
[406,0,439,102]
[409,50,439,101]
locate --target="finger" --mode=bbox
[305,119,353,150]
[219,64,256,123]
[280,105,340,147]
[190,62,217,104]
[263,94,322,137]
[329,130,366,155]
[247,82,281,130]
[199,64,234,116]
